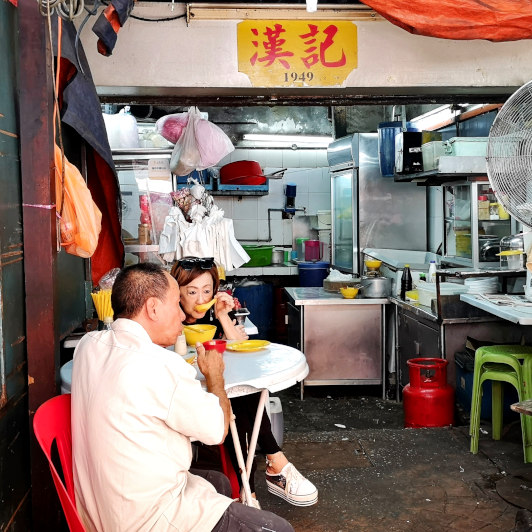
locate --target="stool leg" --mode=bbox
[470,349,485,436]
[470,376,484,454]
[491,381,503,441]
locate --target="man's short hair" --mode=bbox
[111,263,170,319]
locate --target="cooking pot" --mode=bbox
[271,248,285,264]
[360,276,392,299]
[479,235,500,262]
[220,160,266,184]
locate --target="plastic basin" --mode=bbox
[242,245,274,267]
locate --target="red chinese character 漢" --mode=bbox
[299,24,346,69]
[249,24,294,69]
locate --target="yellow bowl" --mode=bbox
[183,324,217,346]
[365,259,382,269]
[340,287,359,299]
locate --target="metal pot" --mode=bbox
[479,236,501,262]
[360,276,392,299]
[271,248,285,264]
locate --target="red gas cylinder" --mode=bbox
[403,358,454,428]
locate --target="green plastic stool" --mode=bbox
[469,347,532,463]
[470,346,532,433]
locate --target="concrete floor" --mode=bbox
[248,385,532,532]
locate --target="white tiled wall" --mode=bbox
[216,148,331,247]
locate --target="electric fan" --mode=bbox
[486,79,532,227]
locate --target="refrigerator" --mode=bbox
[328,133,427,275]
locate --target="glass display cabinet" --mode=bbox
[443,178,519,268]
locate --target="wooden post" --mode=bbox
[19,3,62,530]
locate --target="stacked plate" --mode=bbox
[464,277,499,294]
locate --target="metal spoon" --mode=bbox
[194,298,217,312]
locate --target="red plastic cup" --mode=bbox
[202,339,227,353]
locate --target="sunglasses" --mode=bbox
[177,257,215,271]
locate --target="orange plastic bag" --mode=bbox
[54,144,102,258]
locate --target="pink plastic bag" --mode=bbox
[155,112,189,144]
[195,118,234,168]
[170,107,234,175]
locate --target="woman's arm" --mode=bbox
[214,292,249,341]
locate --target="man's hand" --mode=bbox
[195,342,230,441]
[196,342,225,379]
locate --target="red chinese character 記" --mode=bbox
[299,24,346,69]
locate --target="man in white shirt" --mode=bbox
[72,262,294,532]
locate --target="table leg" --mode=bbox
[228,409,253,505]
[245,389,269,478]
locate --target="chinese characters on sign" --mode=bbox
[237,20,357,87]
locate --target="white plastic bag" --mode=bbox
[102,106,139,149]
[170,107,234,175]
[170,107,202,176]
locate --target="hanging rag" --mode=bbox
[53,18,124,284]
[92,0,135,56]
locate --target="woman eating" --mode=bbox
[170,256,318,508]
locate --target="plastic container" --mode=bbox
[427,261,437,283]
[241,245,274,267]
[478,195,490,220]
[421,141,444,171]
[304,240,321,261]
[267,397,284,448]
[233,282,273,338]
[443,137,488,156]
[489,202,500,220]
[403,358,454,428]
[298,261,329,287]
[416,280,467,307]
[378,121,418,177]
[498,250,523,270]
[295,238,310,261]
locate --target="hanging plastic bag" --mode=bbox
[170,107,202,176]
[195,118,234,167]
[55,144,102,258]
[102,106,139,149]
[155,112,189,144]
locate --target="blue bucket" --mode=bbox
[298,261,330,287]
[233,283,273,339]
[378,121,419,177]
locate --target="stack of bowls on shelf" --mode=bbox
[464,277,499,294]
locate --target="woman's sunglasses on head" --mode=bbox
[177,257,215,271]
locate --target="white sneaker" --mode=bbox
[265,462,318,507]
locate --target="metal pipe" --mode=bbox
[254,207,306,243]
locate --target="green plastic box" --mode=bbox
[241,245,274,267]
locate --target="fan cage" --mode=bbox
[487,79,532,228]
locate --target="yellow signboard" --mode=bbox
[237,20,357,87]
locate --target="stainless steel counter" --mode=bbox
[284,287,387,398]
[285,286,389,306]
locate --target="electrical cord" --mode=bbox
[39,0,84,20]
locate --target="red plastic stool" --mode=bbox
[219,444,240,500]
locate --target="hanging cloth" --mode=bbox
[360,0,532,42]
[53,17,124,284]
